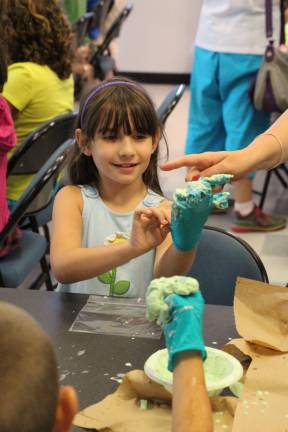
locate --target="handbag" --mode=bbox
[251,0,288,113]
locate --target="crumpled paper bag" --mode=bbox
[234,277,288,351]
[224,277,288,432]
[74,369,237,431]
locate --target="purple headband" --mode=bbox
[80,80,141,127]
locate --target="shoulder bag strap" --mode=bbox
[265,0,273,40]
[266,0,286,45]
[280,0,285,45]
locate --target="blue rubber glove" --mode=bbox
[171,174,232,251]
[163,291,207,372]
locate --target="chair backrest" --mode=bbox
[187,226,269,306]
[0,139,74,248]
[73,0,113,47]
[91,4,133,59]
[7,111,78,176]
[73,11,96,47]
[157,84,186,125]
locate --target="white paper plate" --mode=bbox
[144,347,243,397]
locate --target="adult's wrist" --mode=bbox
[249,134,282,170]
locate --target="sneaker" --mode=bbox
[231,206,286,233]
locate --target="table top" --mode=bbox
[0,289,238,431]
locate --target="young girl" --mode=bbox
[0,42,20,256]
[51,77,197,297]
[2,0,74,204]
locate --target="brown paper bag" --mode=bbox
[227,339,288,432]
[74,370,172,432]
[234,277,288,351]
[228,277,288,432]
[74,370,237,432]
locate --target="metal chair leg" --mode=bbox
[40,256,54,291]
[274,167,288,188]
[259,170,272,209]
[42,224,51,254]
[280,163,288,176]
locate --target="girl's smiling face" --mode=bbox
[71,79,165,195]
[77,127,158,188]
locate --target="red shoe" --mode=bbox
[231,206,286,233]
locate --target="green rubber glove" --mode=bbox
[146,276,206,372]
[163,291,206,371]
[171,174,232,251]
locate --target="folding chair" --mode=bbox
[187,226,269,305]
[89,4,133,79]
[8,111,77,176]
[255,164,288,209]
[73,0,113,47]
[7,111,78,239]
[157,84,186,125]
[0,139,74,290]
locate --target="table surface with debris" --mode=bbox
[0,288,238,432]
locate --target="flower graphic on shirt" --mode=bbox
[97,232,131,296]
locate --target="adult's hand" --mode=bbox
[160,150,248,181]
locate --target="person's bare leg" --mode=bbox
[232,177,253,203]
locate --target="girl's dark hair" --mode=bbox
[69,77,167,195]
[2,0,73,79]
[0,43,7,91]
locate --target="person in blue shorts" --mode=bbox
[186,0,286,233]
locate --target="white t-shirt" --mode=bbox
[195,0,281,55]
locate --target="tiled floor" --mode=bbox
[148,84,288,287]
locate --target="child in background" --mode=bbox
[0,291,210,432]
[0,302,78,432]
[1,0,74,205]
[51,77,201,296]
[0,43,20,256]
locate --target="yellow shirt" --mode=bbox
[3,62,74,201]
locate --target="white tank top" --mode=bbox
[57,185,163,297]
[195,0,280,55]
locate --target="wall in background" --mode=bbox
[118,0,202,74]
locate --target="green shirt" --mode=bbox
[3,62,74,200]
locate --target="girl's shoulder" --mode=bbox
[55,184,100,208]
[55,185,83,206]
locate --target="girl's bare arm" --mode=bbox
[51,186,140,283]
[153,233,196,278]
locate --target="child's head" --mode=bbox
[0,302,77,432]
[69,77,165,195]
[2,0,73,80]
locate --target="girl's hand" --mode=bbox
[130,204,171,254]
[171,175,232,251]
